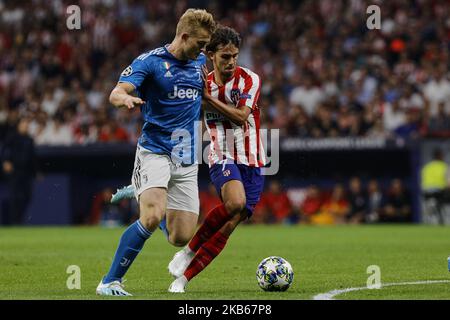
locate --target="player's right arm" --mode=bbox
[109,83,145,109]
[110,52,155,109]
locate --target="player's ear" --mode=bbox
[181,33,189,42]
[207,51,214,61]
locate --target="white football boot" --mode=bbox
[168,247,195,279]
[168,276,188,293]
[96,280,132,296]
[110,185,135,204]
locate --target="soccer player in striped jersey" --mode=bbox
[168,25,267,293]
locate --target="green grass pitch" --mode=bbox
[1,225,449,299]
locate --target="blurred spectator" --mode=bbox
[426,102,450,137]
[35,115,73,146]
[346,177,367,224]
[289,75,324,117]
[98,120,129,143]
[394,109,420,139]
[286,106,311,137]
[0,0,447,143]
[421,148,450,224]
[366,179,383,223]
[383,99,406,133]
[311,105,338,138]
[256,180,295,224]
[380,179,412,223]
[311,184,349,225]
[423,68,450,117]
[299,185,323,223]
[1,118,37,224]
[89,187,130,227]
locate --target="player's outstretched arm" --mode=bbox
[109,82,145,109]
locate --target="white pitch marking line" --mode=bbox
[313,280,450,300]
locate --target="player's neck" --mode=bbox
[167,40,189,61]
[214,69,234,86]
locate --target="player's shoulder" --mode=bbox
[237,66,260,80]
[135,46,167,63]
[237,66,261,85]
[196,52,207,64]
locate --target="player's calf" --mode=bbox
[220,211,247,236]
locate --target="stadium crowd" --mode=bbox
[91,177,413,226]
[0,0,449,225]
[0,0,449,145]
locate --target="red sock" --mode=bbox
[188,204,230,252]
[184,231,229,281]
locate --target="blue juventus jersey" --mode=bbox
[118,45,205,164]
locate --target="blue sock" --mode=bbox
[103,220,152,283]
[158,216,169,240]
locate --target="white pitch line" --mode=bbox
[313,280,450,300]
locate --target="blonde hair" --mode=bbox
[176,8,216,36]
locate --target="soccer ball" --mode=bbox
[256,256,294,291]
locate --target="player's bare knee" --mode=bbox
[139,204,164,230]
[224,198,246,215]
[140,214,162,230]
[168,232,190,247]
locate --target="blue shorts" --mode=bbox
[209,162,265,216]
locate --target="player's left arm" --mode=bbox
[201,66,258,125]
[203,94,251,126]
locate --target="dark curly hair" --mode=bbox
[205,25,242,52]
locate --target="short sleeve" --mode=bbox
[238,70,261,109]
[118,57,154,90]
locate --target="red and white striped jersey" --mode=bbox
[204,66,267,167]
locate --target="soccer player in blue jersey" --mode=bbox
[96,8,216,296]
[109,26,267,294]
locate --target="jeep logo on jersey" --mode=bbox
[168,86,199,100]
[121,65,133,77]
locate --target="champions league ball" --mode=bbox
[256,256,294,292]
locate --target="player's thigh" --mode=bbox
[237,165,265,215]
[167,164,199,215]
[166,164,199,243]
[221,179,247,213]
[138,187,167,229]
[132,146,171,226]
[131,146,171,196]
[209,163,246,213]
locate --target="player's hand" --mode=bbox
[124,96,145,109]
[201,65,209,81]
[202,65,209,87]
[202,65,212,100]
